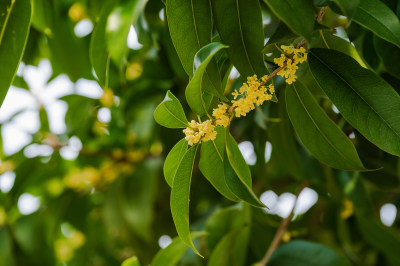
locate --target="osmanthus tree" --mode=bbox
[1,0,400,265]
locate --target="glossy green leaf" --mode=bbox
[353,0,400,48]
[122,256,140,266]
[166,0,221,96]
[0,0,31,107]
[333,0,359,18]
[212,0,267,78]
[225,131,265,208]
[373,36,400,79]
[286,82,365,170]
[90,1,114,87]
[170,145,201,256]
[263,0,315,40]
[310,31,368,68]
[208,227,250,266]
[164,139,188,187]
[106,0,148,64]
[356,215,400,264]
[151,232,205,266]
[268,240,351,266]
[199,126,238,201]
[154,91,188,128]
[186,43,227,115]
[309,48,400,156]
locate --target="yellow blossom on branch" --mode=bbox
[275,45,308,84]
[183,120,217,145]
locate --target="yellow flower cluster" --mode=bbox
[231,75,274,118]
[274,45,307,84]
[183,75,276,146]
[212,103,231,127]
[183,120,217,146]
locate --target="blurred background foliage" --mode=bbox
[0,0,400,265]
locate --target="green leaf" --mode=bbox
[205,204,250,250]
[356,215,400,264]
[0,0,31,107]
[199,126,239,201]
[186,42,227,115]
[333,0,359,18]
[31,0,52,34]
[164,139,188,187]
[353,0,400,48]
[286,82,365,170]
[212,0,267,78]
[170,145,201,256]
[310,31,368,69]
[122,256,140,266]
[166,0,221,96]
[106,0,148,64]
[308,48,400,156]
[208,227,250,266]
[373,36,400,79]
[90,1,114,87]
[269,89,306,180]
[151,232,205,266]
[154,90,188,128]
[268,240,351,266]
[263,0,315,40]
[224,131,265,208]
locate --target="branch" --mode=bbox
[256,182,309,266]
[317,6,328,24]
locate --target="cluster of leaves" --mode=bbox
[1,0,400,265]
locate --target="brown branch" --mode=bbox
[256,182,309,266]
[317,6,328,23]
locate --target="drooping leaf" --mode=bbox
[309,48,400,156]
[166,0,221,95]
[199,126,238,201]
[353,0,400,48]
[268,240,351,266]
[106,0,148,64]
[164,139,188,187]
[333,0,360,18]
[286,82,366,170]
[154,90,188,128]
[263,0,315,40]
[208,227,250,266]
[186,42,227,115]
[224,131,265,208]
[212,0,267,78]
[151,232,205,266]
[0,0,31,107]
[170,145,201,256]
[373,36,400,79]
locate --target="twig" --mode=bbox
[256,182,309,266]
[317,6,328,23]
